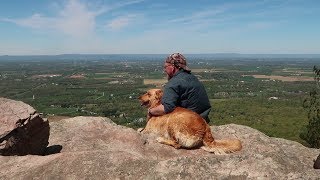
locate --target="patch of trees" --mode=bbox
[301,66,320,148]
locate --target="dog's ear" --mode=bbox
[155,89,163,100]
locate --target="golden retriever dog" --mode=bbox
[139,89,242,154]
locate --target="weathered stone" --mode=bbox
[0,98,50,155]
[0,116,319,179]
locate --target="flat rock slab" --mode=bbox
[0,116,319,179]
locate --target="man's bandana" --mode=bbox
[165,53,191,72]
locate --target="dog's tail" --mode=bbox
[201,125,242,155]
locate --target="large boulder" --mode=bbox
[0,98,50,155]
[0,116,319,179]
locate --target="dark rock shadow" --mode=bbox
[43,145,63,155]
[314,154,320,169]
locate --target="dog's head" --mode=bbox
[139,89,163,108]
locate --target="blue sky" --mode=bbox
[0,0,319,55]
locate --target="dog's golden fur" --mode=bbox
[139,89,242,154]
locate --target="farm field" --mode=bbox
[250,75,313,82]
[0,56,319,146]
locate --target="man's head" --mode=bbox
[164,53,191,80]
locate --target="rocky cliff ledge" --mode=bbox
[0,99,319,179]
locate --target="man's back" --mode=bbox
[161,70,211,122]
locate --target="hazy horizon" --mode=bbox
[1,53,320,61]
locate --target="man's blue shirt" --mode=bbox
[161,70,211,122]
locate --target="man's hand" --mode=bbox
[148,104,166,116]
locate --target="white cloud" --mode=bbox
[1,0,318,54]
[168,7,227,24]
[2,0,145,38]
[2,14,55,29]
[55,0,97,37]
[2,0,98,38]
[106,15,137,30]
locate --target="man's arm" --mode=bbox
[149,104,166,116]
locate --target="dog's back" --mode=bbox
[143,107,205,146]
[167,107,208,148]
[143,107,242,154]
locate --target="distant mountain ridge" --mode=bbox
[0,53,320,61]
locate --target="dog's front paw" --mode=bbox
[156,137,181,149]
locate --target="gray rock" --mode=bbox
[0,98,50,155]
[0,115,319,179]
